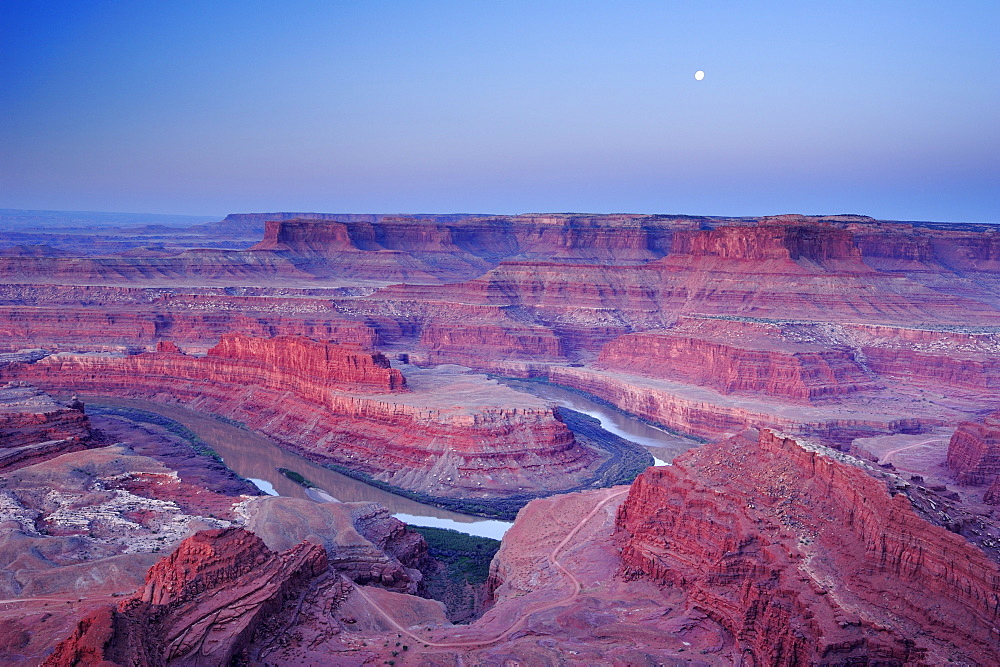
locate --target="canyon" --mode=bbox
[2,211,1000,663]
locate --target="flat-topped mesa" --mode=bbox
[251,218,379,253]
[598,317,878,401]
[947,411,1000,486]
[205,334,406,393]
[849,222,1000,273]
[616,428,1000,664]
[668,219,866,269]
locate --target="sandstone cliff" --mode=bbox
[948,411,1000,486]
[0,381,93,472]
[3,338,607,502]
[44,528,329,666]
[548,365,929,448]
[616,429,1000,663]
[599,317,879,401]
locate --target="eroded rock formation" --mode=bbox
[3,337,611,502]
[0,382,93,472]
[44,528,329,666]
[599,317,879,401]
[948,411,1000,487]
[617,429,1000,663]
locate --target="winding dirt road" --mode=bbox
[352,487,630,649]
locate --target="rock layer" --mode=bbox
[599,317,878,401]
[44,528,329,666]
[3,338,604,500]
[0,381,92,473]
[948,411,1000,486]
[616,429,1000,663]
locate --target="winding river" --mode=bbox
[85,383,700,540]
[498,378,701,464]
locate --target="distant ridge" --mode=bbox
[0,209,219,230]
[200,212,487,237]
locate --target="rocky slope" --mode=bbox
[26,430,1000,665]
[617,428,1000,663]
[43,527,330,666]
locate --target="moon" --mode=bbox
[694,70,705,81]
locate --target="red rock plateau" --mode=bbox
[5,210,1000,662]
[2,334,620,502]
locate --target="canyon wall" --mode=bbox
[598,318,878,401]
[548,365,926,448]
[0,382,93,472]
[948,411,1000,486]
[2,338,604,501]
[616,429,1000,663]
[44,528,330,666]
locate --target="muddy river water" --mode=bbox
[85,382,699,540]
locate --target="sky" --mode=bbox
[2,1,998,222]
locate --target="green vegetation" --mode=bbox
[213,414,249,429]
[88,405,223,461]
[277,467,318,489]
[555,407,654,486]
[412,526,501,586]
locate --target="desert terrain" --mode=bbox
[1,211,999,664]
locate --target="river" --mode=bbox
[498,378,701,464]
[84,384,699,541]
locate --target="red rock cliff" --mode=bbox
[0,381,93,472]
[616,429,1000,663]
[948,411,1000,486]
[599,318,878,401]
[4,339,602,500]
[669,220,864,266]
[44,528,328,666]
[205,333,405,393]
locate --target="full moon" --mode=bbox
[694,70,705,81]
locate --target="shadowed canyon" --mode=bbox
[1,211,1000,664]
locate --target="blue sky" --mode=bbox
[2,1,998,221]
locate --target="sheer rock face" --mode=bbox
[43,528,329,667]
[548,365,926,448]
[419,320,565,365]
[852,223,1000,273]
[616,429,1000,664]
[669,219,865,266]
[204,333,405,393]
[4,337,599,499]
[0,381,93,472]
[948,411,1000,486]
[0,302,381,351]
[252,214,683,262]
[845,324,1000,392]
[599,318,878,402]
[8,333,404,397]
